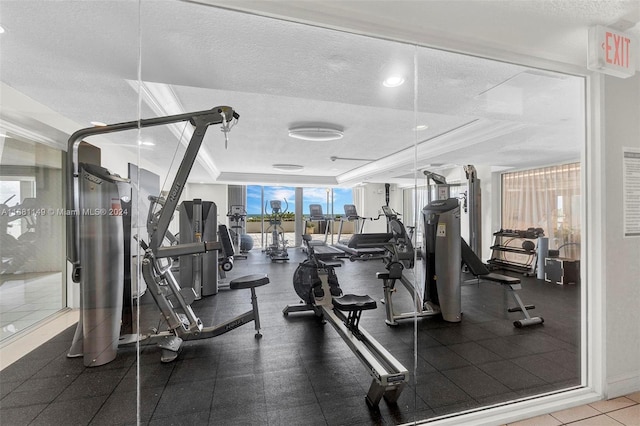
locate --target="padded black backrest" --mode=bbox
[218,224,235,257]
[460,237,490,276]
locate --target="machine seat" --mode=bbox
[230,274,270,290]
[333,294,377,311]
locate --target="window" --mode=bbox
[502,163,581,258]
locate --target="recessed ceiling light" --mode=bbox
[272,164,304,172]
[138,140,155,146]
[90,121,107,127]
[383,75,405,88]
[288,127,343,141]
[414,124,429,131]
[0,25,5,34]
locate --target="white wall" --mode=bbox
[360,183,401,233]
[603,73,640,398]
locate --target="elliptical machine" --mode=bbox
[264,199,289,262]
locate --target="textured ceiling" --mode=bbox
[0,1,637,186]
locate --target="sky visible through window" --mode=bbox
[246,186,353,217]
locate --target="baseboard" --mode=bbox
[606,372,640,398]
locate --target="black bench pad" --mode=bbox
[230,274,270,290]
[483,273,521,285]
[333,294,377,311]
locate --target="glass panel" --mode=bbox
[413,43,585,419]
[0,141,65,340]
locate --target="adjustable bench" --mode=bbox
[461,238,544,328]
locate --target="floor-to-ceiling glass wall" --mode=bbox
[0,1,587,425]
[0,140,65,341]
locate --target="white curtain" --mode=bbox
[502,163,581,258]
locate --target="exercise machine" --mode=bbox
[335,204,382,243]
[283,235,408,407]
[304,204,344,260]
[227,205,248,259]
[66,106,270,366]
[264,199,289,262]
[178,198,218,298]
[422,198,463,323]
[376,214,447,326]
[461,238,543,328]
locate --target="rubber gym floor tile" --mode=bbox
[152,378,216,418]
[0,355,49,382]
[511,354,578,384]
[416,345,472,371]
[28,355,86,379]
[166,356,220,384]
[441,365,511,399]
[89,386,163,426]
[476,336,535,359]
[29,395,107,426]
[116,360,175,391]
[0,378,21,399]
[319,395,385,426]
[208,402,269,426]
[447,341,505,364]
[0,385,65,408]
[149,410,211,426]
[54,367,128,401]
[14,373,76,393]
[477,359,547,390]
[425,326,473,345]
[414,371,473,409]
[266,401,328,426]
[0,403,48,425]
[212,375,265,406]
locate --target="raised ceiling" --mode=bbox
[1,1,638,187]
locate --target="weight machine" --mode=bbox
[66,106,270,366]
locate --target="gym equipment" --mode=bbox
[304,204,344,259]
[334,233,393,261]
[264,199,289,262]
[66,163,131,366]
[333,204,389,260]
[461,238,544,328]
[67,106,271,365]
[376,215,446,326]
[335,204,382,243]
[422,198,463,323]
[488,228,545,276]
[179,199,218,298]
[227,205,248,259]
[283,235,408,407]
[464,165,482,257]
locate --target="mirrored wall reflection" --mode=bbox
[0,137,65,341]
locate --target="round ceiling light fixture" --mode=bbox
[383,75,405,88]
[288,127,344,142]
[272,164,304,172]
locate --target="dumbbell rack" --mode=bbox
[488,229,543,276]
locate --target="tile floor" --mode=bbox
[0,249,636,425]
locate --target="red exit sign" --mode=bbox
[588,26,636,78]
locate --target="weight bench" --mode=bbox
[461,238,544,328]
